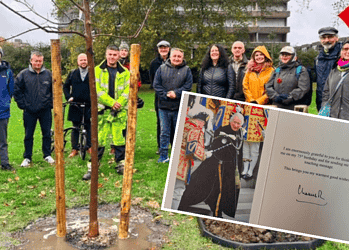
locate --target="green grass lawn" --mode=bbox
[0,84,347,250]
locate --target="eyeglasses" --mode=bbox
[280,53,292,56]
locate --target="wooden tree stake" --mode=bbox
[82,0,100,238]
[119,44,141,239]
[51,39,66,237]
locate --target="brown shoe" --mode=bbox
[87,148,92,154]
[69,149,79,158]
[110,148,115,155]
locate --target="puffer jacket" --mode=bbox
[197,64,235,98]
[243,46,274,105]
[153,59,193,110]
[0,60,14,119]
[315,42,342,110]
[14,65,52,113]
[321,66,349,121]
[265,61,310,110]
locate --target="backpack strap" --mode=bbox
[295,65,302,80]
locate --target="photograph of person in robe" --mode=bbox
[178,112,244,218]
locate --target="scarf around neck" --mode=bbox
[337,58,349,72]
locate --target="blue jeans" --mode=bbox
[158,109,178,157]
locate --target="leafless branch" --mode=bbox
[94,0,156,39]
[14,0,82,26]
[0,0,85,38]
[2,27,41,41]
[69,0,84,12]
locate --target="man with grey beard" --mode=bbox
[314,27,342,111]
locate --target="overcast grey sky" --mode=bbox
[288,0,349,46]
[1,0,349,46]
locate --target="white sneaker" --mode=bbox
[21,158,31,167]
[45,156,55,164]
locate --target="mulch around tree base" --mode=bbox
[4,204,170,249]
[203,219,314,244]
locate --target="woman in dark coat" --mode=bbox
[178,113,244,218]
[197,44,235,99]
[265,46,310,110]
[321,40,349,120]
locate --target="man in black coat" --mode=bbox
[63,53,91,157]
[14,51,54,166]
[149,40,174,154]
[230,41,248,102]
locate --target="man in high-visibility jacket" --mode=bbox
[83,45,130,180]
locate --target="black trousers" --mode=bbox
[23,108,52,160]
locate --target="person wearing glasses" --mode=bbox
[321,41,349,120]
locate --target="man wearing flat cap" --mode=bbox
[149,40,175,155]
[314,27,342,111]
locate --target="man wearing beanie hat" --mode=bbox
[314,27,342,111]
[149,40,174,155]
[0,47,14,171]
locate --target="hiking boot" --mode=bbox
[1,164,14,171]
[115,160,125,175]
[21,158,31,167]
[69,149,79,158]
[115,166,124,175]
[82,171,91,180]
[45,156,55,164]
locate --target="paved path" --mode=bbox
[189,181,255,223]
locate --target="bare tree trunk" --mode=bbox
[51,39,66,237]
[83,0,99,238]
[119,44,141,239]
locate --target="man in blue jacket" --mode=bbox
[14,51,55,167]
[153,48,193,163]
[314,27,342,111]
[0,47,14,171]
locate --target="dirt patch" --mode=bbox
[5,204,169,249]
[203,219,314,244]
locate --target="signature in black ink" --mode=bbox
[296,185,328,206]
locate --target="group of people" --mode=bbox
[0,44,132,180]
[0,25,347,181]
